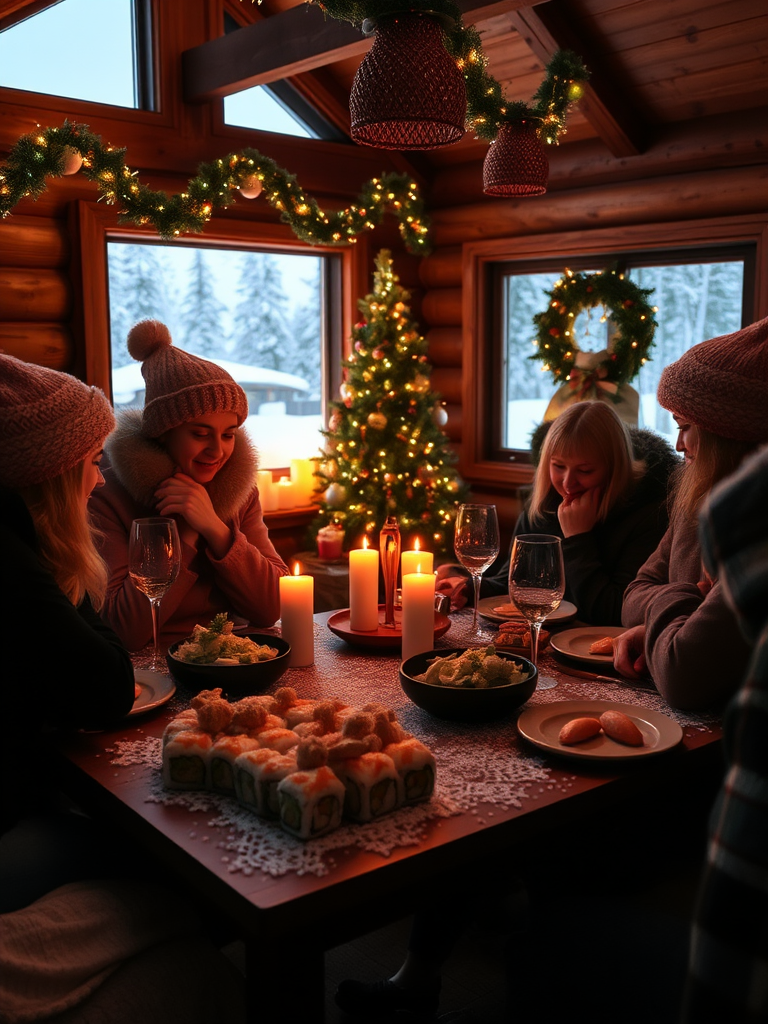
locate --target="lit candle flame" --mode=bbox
[293,562,303,576]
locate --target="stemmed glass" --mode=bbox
[453,504,500,633]
[128,517,181,671]
[508,534,565,690]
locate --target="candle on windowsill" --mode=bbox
[401,570,436,662]
[349,537,379,632]
[256,470,278,512]
[279,563,314,667]
[290,458,316,507]
[401,538,433,579]
[277,476,296,509]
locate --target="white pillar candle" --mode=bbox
[290,458,316,506]
[279,564,314,667]
[349,538,379,632]
[256,470,278,512]
[277,476,296,509]
[401,539,434,579]
[401,570,436,662]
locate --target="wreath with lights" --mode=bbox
[531,268,658,388]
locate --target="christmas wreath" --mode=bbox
[530,268,657,390]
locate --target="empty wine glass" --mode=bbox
[454,504,500,633]
[508,534,565,689]
[128,517,181,671]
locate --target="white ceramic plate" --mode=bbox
[477,596,578,625]
[130,669,176,717]
[516,699,683,760]
[549,625,627,664]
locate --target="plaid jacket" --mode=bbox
[682,446,768,1023]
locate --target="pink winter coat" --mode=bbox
[90,410,289,651]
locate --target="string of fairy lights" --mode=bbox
[307,0,589,144]
[0,120,432,253]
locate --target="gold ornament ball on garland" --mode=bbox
[328,410,342,432]
[61,146,83,175]
[239,174,263,199]
[367,411,388,430]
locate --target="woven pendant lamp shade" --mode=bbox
[350,13,466,150]
[483,123,549,196]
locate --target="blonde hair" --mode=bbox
[670,427,757,530]
[19,460,108,610]
[529,402,644,524]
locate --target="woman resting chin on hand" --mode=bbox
[90,320,289,652]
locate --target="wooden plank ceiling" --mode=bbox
[187,0,767,170]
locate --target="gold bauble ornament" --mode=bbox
[367,411,388,430]
[61,146,83,175]
[239,174,263,199]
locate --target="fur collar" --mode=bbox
[106,409,260,521]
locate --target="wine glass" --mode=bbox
[129,517,181,671]
[508,534,565,690]
[454,504,500,633]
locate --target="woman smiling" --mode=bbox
[90,320,289,651]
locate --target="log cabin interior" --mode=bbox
[1,0,766,567]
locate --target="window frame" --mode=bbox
[72,199,368,471]
[462,213,768,489]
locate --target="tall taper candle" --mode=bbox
[401,570,436,661]
[349,538,379,631]
[279,564,314,666]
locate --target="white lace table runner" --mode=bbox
[113,614,718,877]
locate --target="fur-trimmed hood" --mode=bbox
[105,409,259,521]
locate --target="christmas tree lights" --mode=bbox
[311,249,468,552]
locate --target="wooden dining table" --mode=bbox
[53,609,723,1021]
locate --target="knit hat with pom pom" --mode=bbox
[0,353,115,489]
[657,314,768,443]
[128,320,248,437]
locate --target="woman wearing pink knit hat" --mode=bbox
[616,314,768,710]
[90,320,289,651]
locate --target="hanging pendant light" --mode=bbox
[483,122,549,196]
[350,12,466,150]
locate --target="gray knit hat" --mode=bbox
[128,320,248,437]
[657,315,768,442]
[0,354,115,489]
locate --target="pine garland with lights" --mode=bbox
[0,120,431,253]
[307,0,589,144]
[311,249,468,552]
[531,268,658,387]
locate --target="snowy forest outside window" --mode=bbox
[495,248,752,453]
[107,241,329,470]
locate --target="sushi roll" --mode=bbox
[277,740,345,840]
[333,751,402,822]
[209,734,260,795]
[235,748,296,817]
[384,738,436,805]
[162,730,213,790]
[162,708,200,747]
[257,727,300,754]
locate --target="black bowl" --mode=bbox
[399,647,537,721]
[166,633,291,697]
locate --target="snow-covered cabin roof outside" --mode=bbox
[112,358,310,405]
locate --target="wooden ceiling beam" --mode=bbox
[182,0,543,103]
[509,3,651,157]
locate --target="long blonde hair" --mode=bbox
[529,401,644,524]
[19,460,108,610]
[670,427,758,530]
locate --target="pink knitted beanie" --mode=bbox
[127,320,248,437]
[0,354,115,489]
[657,315,768,442]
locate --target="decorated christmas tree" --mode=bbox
[311,250,468,553]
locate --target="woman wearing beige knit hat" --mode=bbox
[90,320,289,650]
[616,314,768,710]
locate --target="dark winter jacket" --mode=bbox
[482,426,680,625]
[1,486,135,832]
